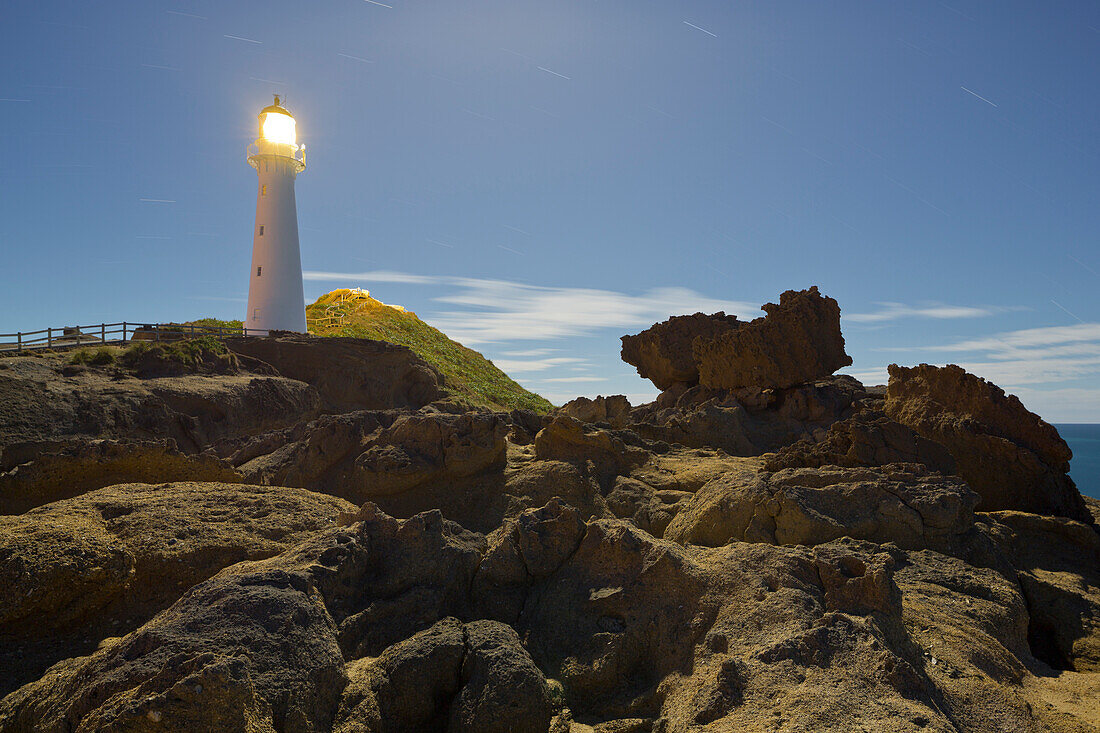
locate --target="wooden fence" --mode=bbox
[0,322,271,353]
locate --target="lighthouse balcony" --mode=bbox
[247,142,306,171]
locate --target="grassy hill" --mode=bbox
[304,289,553,413]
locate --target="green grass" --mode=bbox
[306,289,553,413]
[183,317,244,331]
[120,336,237,376]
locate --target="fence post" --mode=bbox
[155,326,160,342]
[123,322,127,342]
[16,332,21,352]
[47,327,52,349]
[101,323,106,343]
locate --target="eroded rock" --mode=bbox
[665,464,979,551]
[0,481,354,699]
[620,312,742,391]
[885,363,1089,522]
[693,287,852,390]
[224,335,444,412]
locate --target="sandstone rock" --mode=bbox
[238,410,508,505]
[224,335,444,412]
[629,375,866,456]
[557,395,632,428]
[0,438,242,515]
[0,481,354,699]
[474,499,587,622]
[0,505,484,732]
[983,510,1100,672]
[764,410,956,475]
[4,499,1095,732]
[885,363,1089,521]
[692,287,852,390]
[534,415,650,481]
[354,412,508,497]
[620,312,742,390]
[0,353,320,452]
[664,463,979,551]
[507,408,546,445]
[334,617,556,733]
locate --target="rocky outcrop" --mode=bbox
[630,375,866,456]
[533,415,651,481]
[3,293,1100,732]
[984,510,1100,672]
[0,438,241,514]
[0,354,320,452]
[764,410,956,475]
[2,499,1097,732]
[556,394,632,428]
[0,481,354,698]
[335,617,557,733]
[620,312,742,390]
[237,410,508,505]
[665,463,980,552]
[885,363,1089,522]
[693,287,853,390]
[224,335,444,412]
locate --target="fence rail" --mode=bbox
[0,322,271,353]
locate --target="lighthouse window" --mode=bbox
[261,184,267,196]
[259,225,264,236]
[257,266,262,277]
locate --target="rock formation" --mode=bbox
[620,312,742,390]
[693,287,852,390]
[224,335,444,412]
[620,287,851,392]
[1,296,1098,732]
[885,363,1090,522]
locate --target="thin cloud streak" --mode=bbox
[844,302,1012,323]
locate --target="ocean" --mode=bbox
[1057,424,1100,500]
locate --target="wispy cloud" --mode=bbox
[304,270,437,285]
[491,357,587,373]
[846,322,1100,392]
[541,376,609,383]
[303,270,758,344]
[844,301,1011,323]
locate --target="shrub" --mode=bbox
[69,347,117,366]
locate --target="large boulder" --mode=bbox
[334,618,557,733]
[0,481,355,698]
[884,363,1089,522]
[664,463,979,552]
[0,438,242,515]
[620,312,742,390]
[693,287,853,390]
[224,335,444,412]
[533,415,651,482]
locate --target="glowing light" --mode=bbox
[261,112,296,145]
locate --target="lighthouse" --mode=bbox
[245,95,307,334]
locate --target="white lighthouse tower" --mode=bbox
[245,96,307,334]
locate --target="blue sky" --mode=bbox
[2,0,1099,421]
